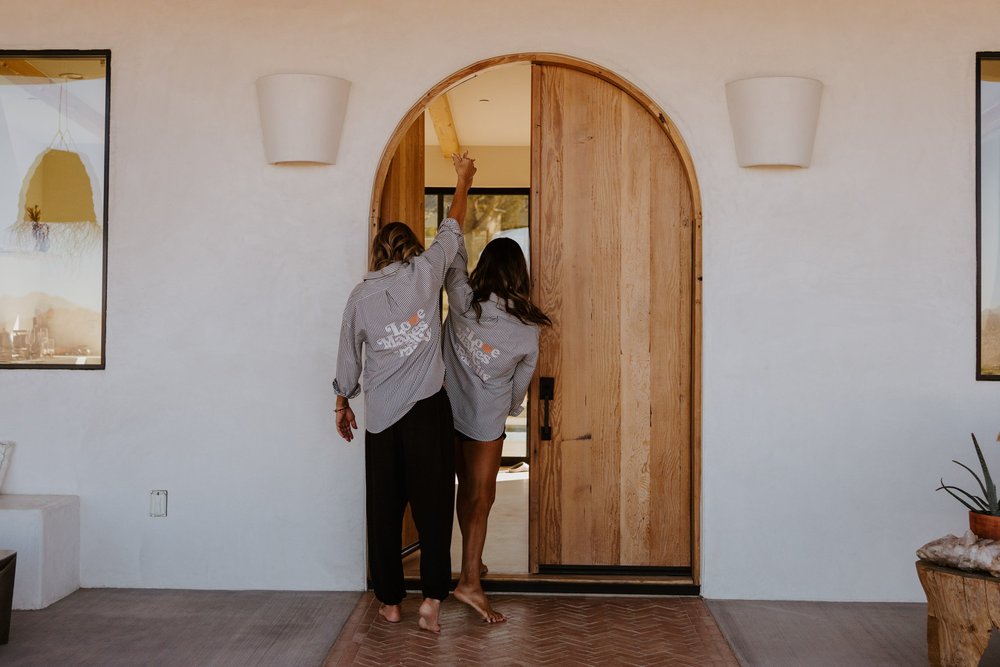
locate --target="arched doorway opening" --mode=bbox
[370,53,703,589]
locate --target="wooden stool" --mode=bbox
[917,559,1000,666]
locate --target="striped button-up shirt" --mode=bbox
[442,246,540,442]
[333,218,463,434]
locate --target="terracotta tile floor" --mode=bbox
[325,592,738,666]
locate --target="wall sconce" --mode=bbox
[725,76,823,168]
[256,73,351,165]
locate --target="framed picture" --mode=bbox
[0,50,110,368]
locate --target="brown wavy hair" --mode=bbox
[370,222,424,271]
[469,238,551,327]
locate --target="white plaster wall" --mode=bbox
[1,0,998,601]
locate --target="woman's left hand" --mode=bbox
[336,405,358,442]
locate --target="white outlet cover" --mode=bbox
[150,490,167,517]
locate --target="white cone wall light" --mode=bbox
[256,74,351,164]
[725,76,823,167]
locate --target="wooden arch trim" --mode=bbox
[368,52,703,585]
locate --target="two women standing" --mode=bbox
[333,153,548,631]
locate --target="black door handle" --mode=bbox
[539,376,554,440]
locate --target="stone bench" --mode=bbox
[0,495,79,609]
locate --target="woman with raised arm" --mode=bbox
[443,236,551,623]
[333,153,476,633]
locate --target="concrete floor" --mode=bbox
[708,599,1000,666]
[0,588,359,667]
[708,599,928,667]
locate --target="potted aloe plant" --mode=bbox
[938,434,1000,540]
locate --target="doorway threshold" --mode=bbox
[403,573,699,596]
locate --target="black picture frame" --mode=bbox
[0,49,111,370]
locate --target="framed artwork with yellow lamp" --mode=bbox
[0,50,110,368]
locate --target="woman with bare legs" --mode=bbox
[443,237,550,623]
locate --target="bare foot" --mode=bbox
[378,604,401,623]
[454,583,506,623]
[480,562,489,577]
[418,598,442,633]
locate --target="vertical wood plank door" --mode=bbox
[376,115,425,552]
[529,63,694,570]
[379,117,425,244]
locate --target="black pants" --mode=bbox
[365,388,455,604]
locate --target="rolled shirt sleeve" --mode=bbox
[332,292,363,399]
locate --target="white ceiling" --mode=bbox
[425,62,531,147]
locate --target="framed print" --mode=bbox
[0,50,110,368]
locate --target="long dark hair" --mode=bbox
[370,222,424,271]
[469,238,551,326]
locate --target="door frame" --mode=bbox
[368,52,703,586]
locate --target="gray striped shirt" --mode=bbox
[443,246,540,442]
[333,218,463,434]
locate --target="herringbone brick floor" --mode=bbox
[325,593,738,666]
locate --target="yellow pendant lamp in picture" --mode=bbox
[12,77,100,254]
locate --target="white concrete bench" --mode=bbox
[0,495,79,609]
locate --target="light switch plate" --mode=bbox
[150,490,168,517]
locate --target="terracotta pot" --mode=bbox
[969,511,1000,540]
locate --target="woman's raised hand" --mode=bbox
[452,151,477,183]
[448,151,476,225]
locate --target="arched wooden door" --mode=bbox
[371,53,701,582]
[528,63,695,573]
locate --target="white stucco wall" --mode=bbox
[1,0,998,601]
